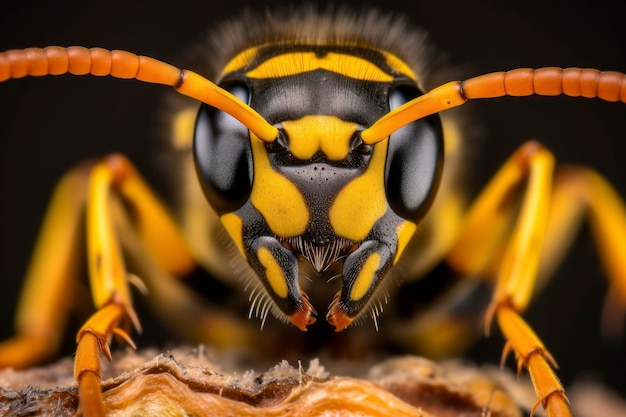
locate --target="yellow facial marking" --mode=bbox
[220,47,258,77]
[246,52,394,82]
[282,116,358,161]
[394,221,418,263]
[220,213,245,256]
[257,247,288,298]
[381,51,417,81]
[171,107,198,149]
[250,133,309,237]
[223,46,417,82]
[329,141,388,241]
[442,117,462,157]
[350,252,381,301]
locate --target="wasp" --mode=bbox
[0,4,625,417]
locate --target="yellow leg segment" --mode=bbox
[104,154,196,277]
[86,154,196,310]
[448,141,554,311]
[448,141,572,417]
[449,141,626,416]
[0,164,90,369]
[75,303,134,417]
[77,154,196,416]
[1,154,197,416]
[578,168,626,304]
[497,308,570,417]
[541,166,626,334]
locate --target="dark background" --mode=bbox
[0,0,624,401]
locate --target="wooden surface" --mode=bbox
[0,347,524,417]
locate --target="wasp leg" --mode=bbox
[0,164,90,369]
[447,141,574,417]
[447,144,626,416]
[95,154,197,279]
[0,153,197,416]
[74,303,136,417]
[539,165,626,335]
[74,153,198,416]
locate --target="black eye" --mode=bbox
[389,83,420,110]
[193,80,254,214]
[384,83,444,222]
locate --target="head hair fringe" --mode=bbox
[185,4,457,91]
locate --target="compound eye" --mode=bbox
[193,80,254,214]
[385,83,444,222]
[389,83,420,110]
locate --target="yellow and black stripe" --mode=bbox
[170,8,468,332]
[192,39,444,330]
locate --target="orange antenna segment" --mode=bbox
[361,67,626,144]
[0,46,278,142]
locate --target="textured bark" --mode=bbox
[0,347,523,417]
